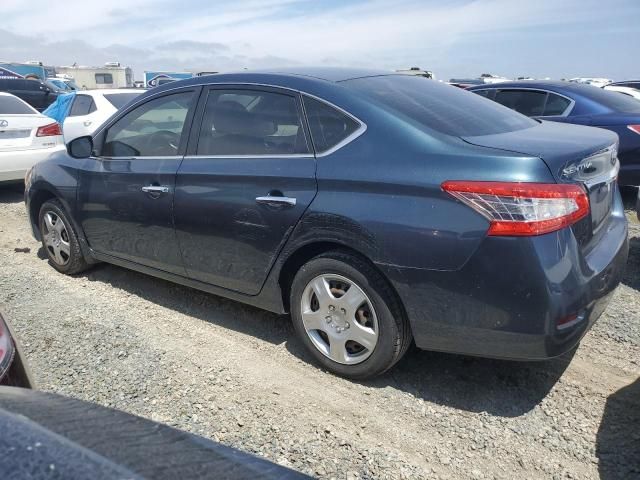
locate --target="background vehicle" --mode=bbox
[607,79,640,90]
[25,70,627,379]
[48,89,142,141]
[603,85,640,100]
[0,313,33,388]
[0,386,308,479]
[0,78,58,111]
[0,92,64,182]
[569,77,613,87]
[468,80,640,185]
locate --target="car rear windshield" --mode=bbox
[343,75,537,137]
[0,95,36,114]
[576,85,640,113]
[104,93,141,110]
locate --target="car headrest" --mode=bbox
[211,100,276,137]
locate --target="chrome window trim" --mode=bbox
[94,82,368,159]
[489,87,575,117]
[183,154,315,160]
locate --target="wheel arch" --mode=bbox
[277,240,409,328]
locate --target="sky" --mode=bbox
[0,0,638,81]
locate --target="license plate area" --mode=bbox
[0,129,31,140]
[589,179,614,232]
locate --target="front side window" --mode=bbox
[493,90,548,116]
[303,96,360,153]
[197,89,308,156]
[103,91,194,157]
[95,73,114,85]
[69,95,96,117]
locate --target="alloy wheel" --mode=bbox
[300,274,379,365]
[42,211,71,266]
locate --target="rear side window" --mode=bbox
[544,93,571,116]
[344,75,536,137]
[303,96,360,153]
[0,95,36,114]
[197,89,309,156]
[493,90,547,116]
[69,95,96,116]
[103,91,194,157]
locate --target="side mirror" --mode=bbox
[67,136,94,159]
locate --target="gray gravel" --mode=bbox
[0,185,639,480]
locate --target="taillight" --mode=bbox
[628,125,640,135]
[442,181,590,236]
[36,122,62,137]
[0,315,15,381]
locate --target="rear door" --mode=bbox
[63,94,97,140]
[76,88,199,274]
[173,86,317,295]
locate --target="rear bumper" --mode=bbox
[0,146,65,183]
[380,191,629,360]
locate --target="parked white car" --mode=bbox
[63,89,141,141]
[603,85,640,100]
[0,92,64,183]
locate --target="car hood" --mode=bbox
[462,120,618,181]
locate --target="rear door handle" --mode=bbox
[256,196,296,207]
[141,185,170,194]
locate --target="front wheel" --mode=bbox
[290,251,411,379]
[39,199,90,275]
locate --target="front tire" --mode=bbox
[39,199,90,275]
[290,251,411,379]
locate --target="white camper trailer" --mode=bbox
[55,63,133,89]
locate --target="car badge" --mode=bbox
[0,120,8,128]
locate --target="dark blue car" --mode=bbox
[24,69,628,378]
[468,81,640,185]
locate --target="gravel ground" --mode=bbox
[0,185,638,480]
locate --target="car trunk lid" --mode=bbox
[0,114,59,152]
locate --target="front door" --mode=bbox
[174,87,317,295]
[77,89,199,274]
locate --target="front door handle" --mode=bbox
[256,195,296,207]
[141,185,170,194]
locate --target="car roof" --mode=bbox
[148,67,399,95]
[79,89,141,97]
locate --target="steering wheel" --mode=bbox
[145,130,180,155]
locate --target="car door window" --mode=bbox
[303,96,360,153]
[493,89,547,116]
[473,89,491,98]
[103,91,194,157]
[197,89,309,156]
[543,93,572,116]
[69,95,96,117]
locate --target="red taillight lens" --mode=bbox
[36,122,62,137]
[627,125,640,135]
[442,181,590,236]
[0,316,15,381]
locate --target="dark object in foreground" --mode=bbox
[0,312,34,388]
[0,386,311,479]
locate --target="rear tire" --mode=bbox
[39,199,90,275]
[290,251,411,379]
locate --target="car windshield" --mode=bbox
[0,95,36,114]
[343,75,538,136]
[104,93,141,109]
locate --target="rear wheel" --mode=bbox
[290,251,411,379]
[39,199,90,275]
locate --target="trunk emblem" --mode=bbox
[0,120,8,128]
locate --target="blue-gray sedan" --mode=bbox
[24,68,628,378]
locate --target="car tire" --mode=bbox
[38,199,90,275]
[290,251,411,379]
